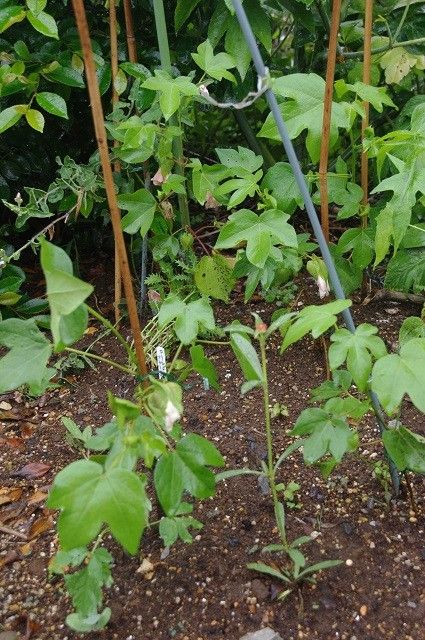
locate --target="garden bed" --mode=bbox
[0,266,423,640]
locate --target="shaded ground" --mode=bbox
[0,267,424,640]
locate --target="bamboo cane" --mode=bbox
[361,0,374,211]
[72,0,148,377]
[319,0,342,243]
[123,0,138,63]
[109,0,122,325]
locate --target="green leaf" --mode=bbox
[0,6,26,33]
[384,249,425,294]
[192,40,236,82]
[0,104,25,133]
[26,9,58,38]
[298,559,342,579]
[142,71,198,120]
[47,460,150,554]
[66,608,111,633]
[158,295,215,344]
[261,162,304,214]
[190,345,220,391]
[194,254,235,302]
[45,65,84,88]
[216,146,263,174]
[154,434,224,514]
[64,547,112,618]
[371,338,425,414]
[229,330,263,392]
[175,0,201,31]
[36,92,68,118]
[25,108,44,132]
[382,425,425,474]
[329,324,387,391]
[117,188,157,236]
[399,316,425,346]
[26,0,47,15]
[247,562,291,584]
[259,74,351,162]
[337,228,374,269]
[40,238,93,350]
[281,300,352,351]
[0,318,52,393]
[336,79,396,112]
[215,209,297,269]
[291,408,357,464]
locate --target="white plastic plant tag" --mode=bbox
[156,346,167,379]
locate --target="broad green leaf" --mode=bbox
[26,9,58,38]
[384,249,425,294]
[159,515,202,546]
[47,460,150,554]
[0,318,52,393]
[194,254,235,302]
[36,92,68,118]
[382,425,425,474]
[40,238,93,350]
[261,162,304,214]
[281,300,352,351]
[379,47,418,84]
[117,188,157,236]
[337,228,374,269]
[216,146,263,174]
[175,0,202,31]
[259,74,351,162]
[46,65,84,87]
[0,6,26,33]
[66,608,111,633]
[224,16,251,80]
[335,79,396,112]
[158,295,215,344]
[64,547,112,617]
[154,434,223,514]
[26,0,47,15]
[215,209,297,268]
[0,104,25,133]
[291,408,357,463]
[371,338,425,414]
[190,345,220,391]
[113,68,127,96]
[25,108,44,132]
[329,324,387,391]
[192,40,236,82]
[399,316,425,346]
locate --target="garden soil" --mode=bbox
[0,261,424,640]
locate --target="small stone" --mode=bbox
[407,601,417,609]
[239,629,283,640]
[360,605,367,616]
[345,559,354,566]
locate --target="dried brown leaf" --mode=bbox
[0,487,22,506]
[12,462,51,479]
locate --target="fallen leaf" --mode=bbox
[0,550,19,568]
[0,410,20,421]
[28,490,48,505]
[4,437,25,451]
[137,557,155,579]
[84,326,98,336]
[12,462,51,479]
[0,487,22,506]
[20,542,34,557]
[20,423,36,438]
[25,617,41,640]
[0,401,12,410]
[29,515,53,539]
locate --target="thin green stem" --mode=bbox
[65,347,134,376]
[393,1,411,43]
[342,36,425,59]
[196,339,230,346]
[87,305,134,362]
[8,211,72,262]
[168,342,184,373]
[259,335,287,549]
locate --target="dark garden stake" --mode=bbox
[229,0,400,495]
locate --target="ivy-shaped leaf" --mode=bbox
[158,295,215,344]
[382,425,425,474]
[47,460,151,554]
[258,74,351,162]
[192,40,236,82]
[0,318,52,393]
[291,408,358,464]
[215,209,297,268]
[194,254,235,302]
[329,324,387,391]
[371,338,425,414]
[384,249,425,294]
[117,188,157,236]
[336,228,375,269]
[281,300,352,351]
[142,71,198,120]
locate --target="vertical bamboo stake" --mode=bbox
[152,0,190,229]
[109,0,122,325]
[319,0,342,243]
[123,0,138,63]
[361,0,374,212]
[72,0,148,377]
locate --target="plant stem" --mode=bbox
[152,0,190,228]
[87,305,134,363]
[65,347,134,375]
[9,211,72,261]
[393,0,411,43]
[342,36,425,59]
[168,342,183,373]
[196,339,230,346]
[259,335,287,549]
